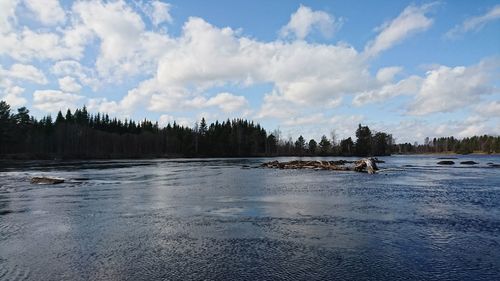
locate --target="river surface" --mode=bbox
[0,155,499,281]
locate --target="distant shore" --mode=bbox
[1,152,499,161]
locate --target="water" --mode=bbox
[0,155,499,281]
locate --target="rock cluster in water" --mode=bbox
[261,158,380,174]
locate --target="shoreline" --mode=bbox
[1,152,499,162]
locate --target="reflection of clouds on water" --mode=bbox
[0,155,499,279]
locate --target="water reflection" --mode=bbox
[0,155,499,280]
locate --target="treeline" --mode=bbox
[394,136,500,154]
[274,124,393,157]
[0,101,269,158]
[0,101,394,159]
[1,100,497,159]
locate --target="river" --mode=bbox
[1,155,499,280]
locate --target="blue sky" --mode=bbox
[0,0,499,143]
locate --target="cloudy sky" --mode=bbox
[0,0,499,143]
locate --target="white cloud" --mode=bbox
[0,27,88,61]
[73,0,172,79]
[0,0,19,33]
[87,97,120,114]
[364,3,435,57]
[329,114,365,139]
[158,18,371,104]
[376,117,499,143]
[51,60,99,89]
[58,76,82,93]
[408,59,498,115]
[206,92,248,113]
[1,0,496,141]
[103,16,372,117]
[353,58,499,110]
[353,75,421,106]
[446,5,500,38]
[475,101,500,118]
[159,114,192,127]
[2,85,26,107]
[150,1,173,26]
[256,92,297,119]
[2,2,435,123]
[24,0,66,25]
[280,5,341,40]
[33,90,83,112]
[284,113,325,126]
[0,63,47,84]
[376,66,403,83]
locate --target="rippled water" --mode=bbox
[0,155,499,281]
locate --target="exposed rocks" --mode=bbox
[261,158,379,174]
[437,160,455,165]
[487,163,500,168]
[354,158,379,174]
[261,160,350,171]
[460,161,478,165]
[30,177,65,185]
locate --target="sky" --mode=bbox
[0,0,499,143]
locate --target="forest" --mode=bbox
[0,100,499,159]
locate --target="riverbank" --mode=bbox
[1,152,499,161]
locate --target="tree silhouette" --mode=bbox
[0,100,497,159]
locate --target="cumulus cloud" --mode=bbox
[158,18,371,105]
[0,0,19,33]
[376,117,499,143]
[280,5,341,40]
[0,27,89,61]
[1,1,439,122]
[51,60,99,89]
[159,114,192,127]
[353,75,421,106]
[353,58,499,112]
[205,92,248,113]
[0,63,47,84]
[256,92,297,119]
[58,76,82,93]
[24,0,66,25]
[284,113,326,126]
[446,5,500,38]
[376,66,403,83]
[475,101,500,118]
[33,90,83,112]
[1,0,497,142]
[408,59,499,115]
[72,0,172,79]
[364,3,435,57]
[2,85,26,107]
[329,114,365,139]
[92,14,374,116]
[149,1,173,26]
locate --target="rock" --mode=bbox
[329,160,348,165]
[30,177,64,185]
[262,160,349,171]
[487,163,500,168]
[354,158,379,174]
[460,161,478,165]
[437,160,455,165]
